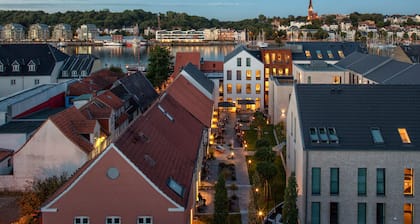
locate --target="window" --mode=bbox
[358,168,367,196]
[237,57,242,66]
[376,203,385,224]
[265,68,270,78]
[138,216,153,224]
[316,50,323,59]
[404,168,414,196]
[28,63,36,72]
[398,128,411,143]
[333,76,341,84]
[34,79,40,85]
[404,203,413,224]
[318,127,329,143]
[330,168,339,195]
[371,128,384,144]
[246,84,251,94]
[167,177,184,197]
[236,70,241,80]
[246,70,252,80]
[227,84,232,94]
[271,53,276,62]
[377,168,385,196]
[10,79,16,85]
[12,62,20,72]
[236,84,242,94]
[327,127,339,143]
[327,50,334,59]
[246,57,251,66]
[307,76,312,84]
[74,216,89,224]
[338,50,345,58]
[106,216,120,224]
[309,128,319,143]
[357,203,366,224]
[255,84,261,94]
[272,68,277,75]
[256,70,261,80]
[264,53,270,64]
[285,68,289,75]
[311,202,320,224]
[330,202,338,224]
[227,70,232,80]
[312,167,321,195]
[305,50,311,58]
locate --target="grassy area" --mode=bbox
[195,214,242,224]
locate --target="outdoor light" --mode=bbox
[255,188,259,193]
[248,159,252,164]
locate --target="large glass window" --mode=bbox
[227,84,232,94]
[357,203,366,224]
[246,84,251,94]
[330,168,339,195]
[311,202,320,224]
[255,84,261,94]
[246,70,252,80]
[358,168,367,196]
[330,202,338,224]
[377,168,385,196]
[376,203,385,224]
[404,168,414,196]
[404,203,413,224]
[312,167,321,195]
[256,70,261,80]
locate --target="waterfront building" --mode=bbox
[28,23,50,41]
[2,23,25,41]
[52,23,72,41]
[77,24,99,41]
[287,84,420,224]
[155,29,205,43]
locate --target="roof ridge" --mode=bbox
[363,57,394,76]
[382,63,417,84]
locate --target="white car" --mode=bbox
[215,145,226,152]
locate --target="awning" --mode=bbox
[238,99,255,105]
[218,101,235,107]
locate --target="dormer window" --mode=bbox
[72,70,78,77]
[81,70,87,76]
[305,50,311,58]
[12,61,20,72]
[28,61,36,72]
[398,128,411,144]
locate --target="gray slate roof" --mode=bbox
[182,63,214,95]
[295,61,346,72]
[295,84,420,150]
[59,54,97,79]
[383,64,420,84]
[286,41,367,61]
[223,45,262,63]
[364,60,411,83]
[400,45,420,63]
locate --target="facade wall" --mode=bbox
[223,50,264,110]
[42,148,188,224]
[0,76,51,98]
[293,65,347,84]
[268,79,292,125]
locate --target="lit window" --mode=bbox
[227,70,232,80]
[264,81,269,90]
[312,167,321,195]
[285,68,289,75]
[316,50,322,59]
[256,70,261,80]
[227,84,232,94]
[236,84,242,94]
[246,84,251,94]
[138,216,153,224]
[237,58,242,66]
[246,70,252,80]
[277,53,282,62]
[398,128,411,143]
[74,216,89,224]
[246,57,251,66]
[404,168,414,196]
[327,50,334,59]
[371,128,384,144]
[272,68,277,75]
[264,53,270,64]
[338,50,345,58]
[377,168,385,196]
[265,68,270,78]
[236,70,241,80]
[305,50,311,58]
[106,216,120,224]
[333,76,341,84]
[271,53,276,62]
[330,168,339,195]
[255,84,261,94]
[404,203,413,224]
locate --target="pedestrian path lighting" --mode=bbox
[258,210,264,222]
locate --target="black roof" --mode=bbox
[223,45,262,63]
[59,54,97,79]
[295,84,420,151]
[182,63,214,95]
[111,72,158,113]
[0,121,43,134]
[383,64,420,84]
[286,41,366,61]
[0,44,68,76]
[400,45,420,63]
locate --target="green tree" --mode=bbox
[213,174,229,224]
[254,147,275,162]
[256,161,278,209]
[146,45,173,89]
[282,172,298,224]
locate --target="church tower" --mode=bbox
[307,0,318,21]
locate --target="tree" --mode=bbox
[146,45,173,89]
[254,146,275,162]
[256,161,278,210]
[213,174,228,224]
[282,172,298,224]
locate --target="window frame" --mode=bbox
[357,203,366,224]
[311,202,320,224]
[105,216,121,224]
[312,167,321,195]
[137,216,153,224]
[74,216,89,224]
[227,70,232,80]
[358,168,367,196]
[376,168,386,196]
[330,202,338,224]
[330,168,339,195]
[237,57,242,66]
[246,57,251,66]
[404,168,414,196]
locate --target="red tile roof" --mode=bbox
[166,75,213,127]
[67,69,126,96]
[96,90,124,110]
[0,149,12,162]
[200,61,223,73]
[49,107,95,154]
[80,100,112,119]
[115,94,205,207]
[170,52,201,79]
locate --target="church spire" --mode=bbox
[309,0,313,9]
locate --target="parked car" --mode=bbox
[215,145,226,153]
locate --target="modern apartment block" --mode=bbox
[287,84,420,224]
[52,23,73,41]
[28,23,50,41]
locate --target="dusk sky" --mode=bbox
[0,0,419,21]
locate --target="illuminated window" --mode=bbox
[255,84,261,94]
[327,50,334,59]
[236,84,242,94]
[246,57,251,66]
[316,50,322,59]
[246,84,251,94]
[256,70,261,80]
[74,216,89,224]
[237,58,242,66]
[227,84,232,94]
[285,68,289,75]
[333,76,341,84]
[305,50,311,58]
[264,53,270,64]
[277,54,282,62]
[227,97,232,102]
[246,70,252,80]
[265,68,270,78]
[271,53,276,62]
[236,70,241,80]
[398,128,411,143]
[404,203,413,224]
[265,81,269,91]
[404,168,413,196]
[226,70,232,80]
[338,50,345,58]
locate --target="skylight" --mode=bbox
[398,128,411,144]
[305,50,311,58]
[318,127,329,143]
[309,128,319,143]
[316,50,322,59]
[371,127,384,144]
[327,50,334,59]
[327,127,339,144]
[167,177,184,197]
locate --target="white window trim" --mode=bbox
[12,63,20,72]
[74,216,89,224]
[137,216,153,224]
[106,216,121,224]
[28,63,36,72]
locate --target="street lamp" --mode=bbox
[258,210,264,223]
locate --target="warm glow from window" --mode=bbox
[256,70,261,80]
[265,68,270,78]
[285,68,289,75]
[265,81,269,90]
[305,50,311,58]
[338,50,345,58]
[316,50,322,59]
[333,76,341,84]
[246,70,252,80]
[404,203,414,224]
[227,84,232,94]
[271,53,276,62]
[327,50,334,59]
[236,84,242,94]
[255,84,261,94]
[264,53,270,64]
[398,128,411,143]
[404,168,414,196]
[246,84,251,94]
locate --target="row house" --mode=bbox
[52,23,72,41]
[0,44,69,98]
[2,23,25,41]
[41,65,215,224]
[287,84,420,224]
[28,23,50,41]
